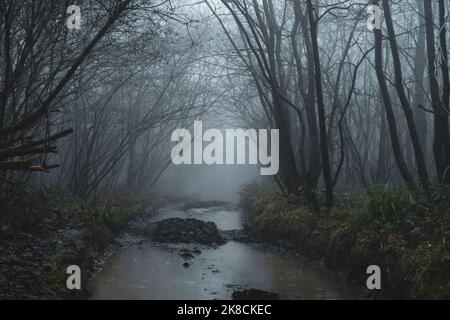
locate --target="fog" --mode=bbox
[2,0,450,201]
[2,0,450,301]
[159,164,260,203]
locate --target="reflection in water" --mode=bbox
[90,206,356,300]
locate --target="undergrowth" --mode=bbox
[0,185,147,241]
[240,183,450,299]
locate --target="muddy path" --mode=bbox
[89,202,358,300]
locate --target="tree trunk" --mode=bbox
[306,0,333,208]
[373,0,415,186]
[423,0,450,183]
[412,0,428,157]
[382,0,430,188]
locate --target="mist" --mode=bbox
[1,0,449,301]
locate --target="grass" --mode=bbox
[0,185,147,240]
[240,182,450,299]
[0,185,150,299]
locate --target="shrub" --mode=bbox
[240,182,450,299]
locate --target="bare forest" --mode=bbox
[0,0,449,300]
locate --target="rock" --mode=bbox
[177,249,195,259]
[183,262,190,268]
[149,218,226,246]
[178,247,202,258]
[231,289,279,300]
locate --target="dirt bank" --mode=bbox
[0,189,161,299]
[239,183,450,299]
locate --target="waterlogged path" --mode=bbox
[90,203,356,300]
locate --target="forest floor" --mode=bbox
[1,184,449,299]
[0,187,158,299]
[0,191,280,300]
[240,183,450,299]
